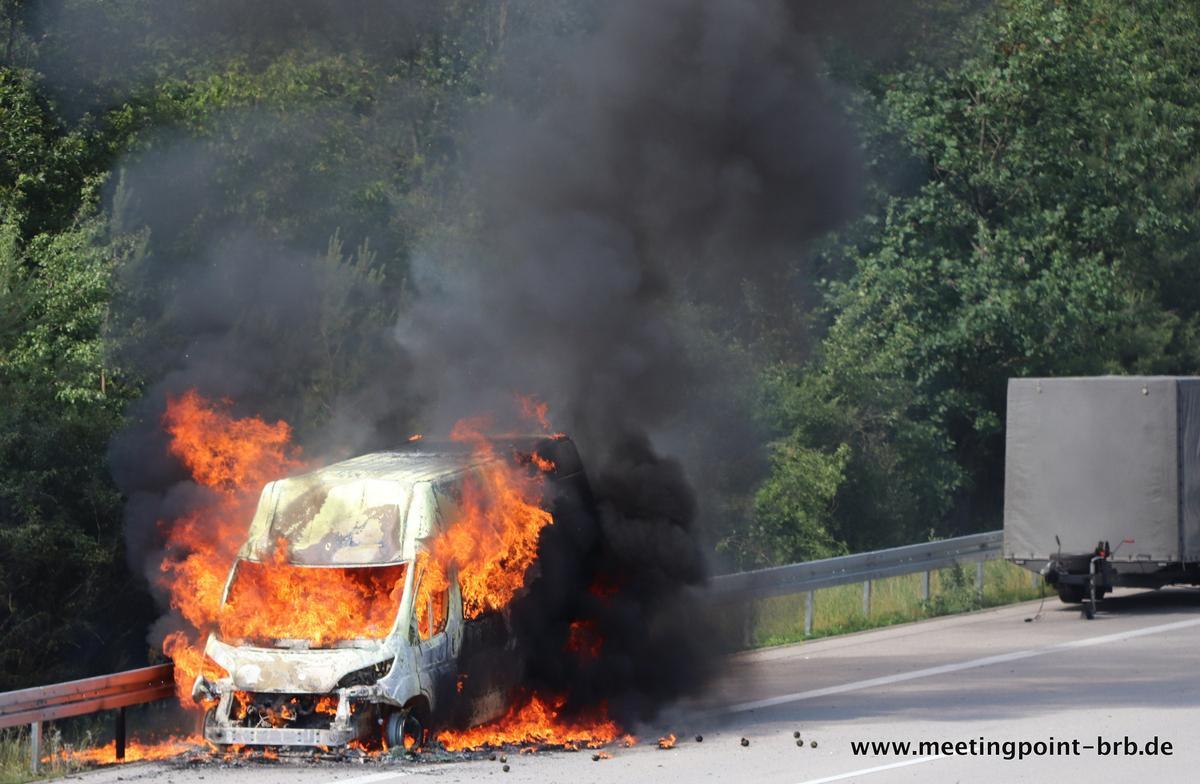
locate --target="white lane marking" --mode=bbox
[794,756,944,784]
[331,770,411,784]
[729,617,1200,713]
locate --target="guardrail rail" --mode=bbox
[711,530,1005,637]
[0,663,175,772]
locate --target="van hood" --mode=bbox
[205,636,395,693]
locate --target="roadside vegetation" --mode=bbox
[0,725,89,784]
[748,560,1044,649]
[4,0,1200,692]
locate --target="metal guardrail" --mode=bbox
[712,530,1003,599]
[0,663,174,771]
[0,531,1005,773]
[711,530,1005,640]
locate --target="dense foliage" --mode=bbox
[742,0,1200,563]
[3,0,1200,687]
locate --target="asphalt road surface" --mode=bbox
[69,587,1200,783]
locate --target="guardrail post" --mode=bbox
[804,591,814,636]
[922,570,931,601]
[976,561,984,599]
[862,580,871,617]
[115,706,126,761]
[29,721,40,773]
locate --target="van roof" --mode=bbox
[291,446,497,486]
[286,435,566,485]
[239,438,567,566]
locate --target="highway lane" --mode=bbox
[70,587,1200,783]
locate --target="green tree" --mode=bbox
[0,196,153,688]
[759,0,1200,556]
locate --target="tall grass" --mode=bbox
[0,725,96,784]
[749,559,1044,648]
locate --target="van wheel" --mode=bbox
[385,708,424,751]
[202,706,231,751]
[1056,585,1087,604]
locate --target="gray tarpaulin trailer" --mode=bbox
[1004,376,1200,606]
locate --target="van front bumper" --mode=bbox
[205,724,357,746]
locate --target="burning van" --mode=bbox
[192,436,586,750]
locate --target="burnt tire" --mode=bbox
[1056,584,1087,604]
[202,706,231,751]
[385,708,424,752]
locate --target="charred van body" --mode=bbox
[194,436,592,749]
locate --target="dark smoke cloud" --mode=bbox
[404,0,861,436]
[403,0,875,724]
[94,5,472,660]
[108,222,414,581]
[101,0,909,732]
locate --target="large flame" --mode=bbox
[158,390,308,701]
[413,418,555,625]
[217,545,408,646]
[47,737,201,767]
[437,694,622,751]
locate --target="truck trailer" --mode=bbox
[1004,376,1200,607]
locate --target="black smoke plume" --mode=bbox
[98,0,902,732]
[402,0,866,725]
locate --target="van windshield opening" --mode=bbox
[218,559,408,648]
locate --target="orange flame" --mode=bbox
[516,395,551,431]
[529,452,556,473]
[47,736,201,766]
[163,390,304,491]
[565,620,602,659]
[413,418,554,623]
[436,694,621,751]
[157,390,307,703]
[217,542,407,646]
[657,734,677,749]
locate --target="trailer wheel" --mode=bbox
[1056,585,1087,604]
[385,708,425,751]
